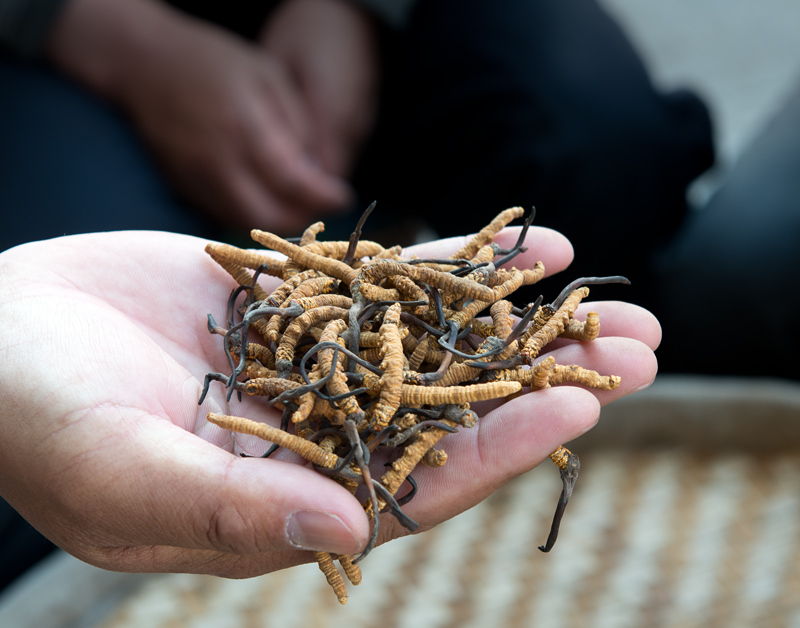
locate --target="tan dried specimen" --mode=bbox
[512,304,555,348]
[561,311,601,342]
[243,377,302,397]
[318,433,342,455]
[204,242,285,277]
[496,356,620,392]
[471,244,498,265]
[317,319,363,422]
[549,446,572,470]
[276,306,349,372]
[338,554,363,586]
[436,334,507,387]
[373,244,403,259]
[451,206,525,260]
[260,277,340,344]
[359,346,382,362]
[240,359,273,381]
[203,247,269,302]
[422,447,448,468]
[403,370,426,385]
[201,207,626,605]
[407,334,429,372]
[393,413,419,430]
[447,269,525,330]
[490,300,515,340]
[420,335,446,367]
[268,270,321,308]
[358,282,402,302]
[293,418,315,440]
[532,356,556,390]
[251,229,360,284]
[299,221,326,246]
[355,259,496,302]
[293,293,353,312]
[206,413,339,468]
[292,369,321,424]
[366,418,460,517]
[469,319,497,338]
[399,380,521,405]
[243,342,277,370]
[358,330,386,348]
[389,275,429,306]
[520,287,590,363]
[368,303,405,431]
[357,370,381,396]
[487,262,545,288]
[305,240,385,261]
[315,552,348,605]
[285,276,340,301]
[282,236,383,278]
[549,364,621,390]
[311,395,348,425]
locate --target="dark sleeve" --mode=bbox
[348,0,419,28]
[0,0,70,57]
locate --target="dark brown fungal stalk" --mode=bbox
[538,446,581,553]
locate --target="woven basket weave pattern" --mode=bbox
[97,446,800,628]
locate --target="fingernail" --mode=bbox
[286,511,361,555]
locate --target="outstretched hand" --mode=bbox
[0,228,659,578]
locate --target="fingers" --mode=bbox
[399,337,655,529]
[257,58,314,152]
[400,387,600,528]
[243,119,353,216]
[561,301,662,350]
[218,163,324,234]
[239,65,353,222]
[377,331,656,535]
[540,336,659,405]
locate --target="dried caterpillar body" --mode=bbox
[200,206,628,603]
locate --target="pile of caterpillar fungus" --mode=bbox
[200,206,627,604]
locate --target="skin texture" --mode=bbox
[45,0,376,232]
[0,227,660,579]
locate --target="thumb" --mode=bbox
[58,409,370,576]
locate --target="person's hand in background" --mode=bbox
[260,0,380,179]
[0,227,659,579]
[46,0,355,233]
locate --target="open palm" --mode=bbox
[0,228,659,579]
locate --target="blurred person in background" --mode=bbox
[0,0,713,272]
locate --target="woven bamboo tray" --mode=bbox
[3,376,799,628]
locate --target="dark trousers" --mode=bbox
[649,83,800,378]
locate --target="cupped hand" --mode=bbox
[0,228,658,579]
[46,0,352,233]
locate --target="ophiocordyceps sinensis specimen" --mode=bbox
[200,205,628,604]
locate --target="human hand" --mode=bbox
[0,228,659,578]
[46,0,352,232]
[260,0,380,177]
